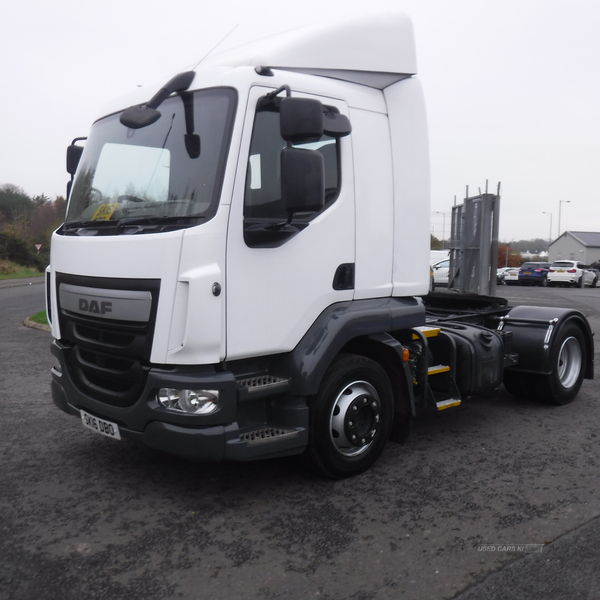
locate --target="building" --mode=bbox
[548,231,600,264]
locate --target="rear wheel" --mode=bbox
[306,355,394,478]
[535,322,586,405]
[592,277,598,289]
[504,322,587,406]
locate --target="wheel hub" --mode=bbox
[330,381,381,457]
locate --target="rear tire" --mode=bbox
[592,277,598,288]
[305,355,394,478]
[504,322,587,406]
[535,322,587,405]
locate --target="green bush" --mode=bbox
[0,233,45,271]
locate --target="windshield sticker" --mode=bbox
[92,203,119,221]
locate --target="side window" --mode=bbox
[244,104,340,222]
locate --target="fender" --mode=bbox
[274,297,426,395]
[499,305,594,378]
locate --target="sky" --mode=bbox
[2,0,599,242]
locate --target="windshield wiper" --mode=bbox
[117,215,204,227]
[115,215,205,234]
[61,220,118,230]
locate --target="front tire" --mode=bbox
[306,355,394,478]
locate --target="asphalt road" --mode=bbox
[1,279,600,599]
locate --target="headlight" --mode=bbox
[157,388,220,415]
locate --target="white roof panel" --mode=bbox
[200,12,417,89]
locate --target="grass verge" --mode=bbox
[29,310,49,326]
[0,259,43,280]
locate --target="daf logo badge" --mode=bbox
[78,298,113,315]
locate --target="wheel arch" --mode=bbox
[342,333,415,420]
[502,305,594,379]
[274,297,425,396]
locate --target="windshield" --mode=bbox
[64,87,237,233]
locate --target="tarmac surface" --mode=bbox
[1,278,600,599]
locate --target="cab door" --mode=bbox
[225,86,355,360]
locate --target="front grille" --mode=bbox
[56,274,160,407]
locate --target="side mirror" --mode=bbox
[280,97,323,143]
[281,147,325,214]
[66,144,84,175]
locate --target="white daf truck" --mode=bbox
[48,12,594,478]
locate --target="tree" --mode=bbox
[498,243,522,268]
[0,184,36,222]
[431,234,442,250]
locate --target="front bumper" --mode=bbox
[51,340,308,462]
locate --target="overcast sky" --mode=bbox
[3,0,599,242]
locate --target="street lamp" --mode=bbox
[558,200,571,237]
[543,211,553,245]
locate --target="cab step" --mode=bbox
[413,325,441,340]
[436,398,462,411]
[428,364,450,376]
[239,427,298,446]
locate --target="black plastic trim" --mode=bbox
[274,297,426,395]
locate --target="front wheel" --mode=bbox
[306,355,394,478]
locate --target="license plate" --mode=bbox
[523,271,531,275]
[557,270,565,273]
[81,410,121,440]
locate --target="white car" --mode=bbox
[432,259,450,285]
[547,261,598,288]
[502,268,520,286]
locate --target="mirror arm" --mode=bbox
[266,85,291,99]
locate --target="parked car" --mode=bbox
[432,258,450,285]
[518,262,551,286]
[496,267,512,284]
[547,261,598,288]
[502,268,520,285]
